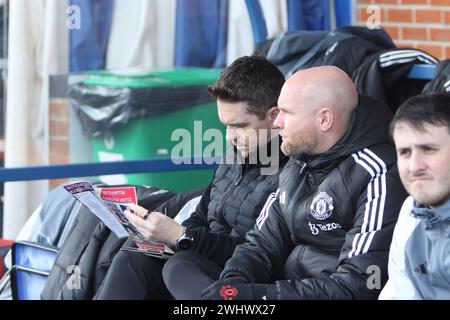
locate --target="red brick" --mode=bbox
[444,11,450,23]
[431,0,450,5]
[417,44,443,59]
[395,41,417,48]
[401,0,429,3]
[49,154,69,165]
[374,0,398,3]
[430,28,450,41]
[402,27,428,40]
[416,10,442,23]
[49,99,68,119]
[384,26,400,39]
[445,46,450,58]
[49,139,69,156]
[49,119,68,136]
[388,9,413,22]
[50,179,70,190]
[358,8,370,21]
[360,7,388,24]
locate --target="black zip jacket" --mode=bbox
[221,95,408,299]
[353,48,438,112]
[182,138,288,267]
[422,59,450,93]
[265,26,395,77]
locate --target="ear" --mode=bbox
[319,108,333,132]
[266,107,280,123]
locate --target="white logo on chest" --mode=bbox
[310,192,334,220]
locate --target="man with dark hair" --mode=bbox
[379,92,450,300]
[208,55,285,120]
[94,55,288,299]
[191,66,407,300]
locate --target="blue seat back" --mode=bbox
[11,241,59,300]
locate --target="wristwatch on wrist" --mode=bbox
[175,227,194,251]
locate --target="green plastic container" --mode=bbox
[88,68,224,192]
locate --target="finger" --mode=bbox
[126,211,143,225]
[126,212,149,236]
[128,204,147,217]
[143,210,151,220]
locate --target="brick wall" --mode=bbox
[49,98,70,189]
[357,0,450,59]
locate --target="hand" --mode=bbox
[201,278,268,300]
[124,204,184,246]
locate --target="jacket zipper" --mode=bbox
[235,164,244,186]
[217,164,245,215]
[290,161,316,241]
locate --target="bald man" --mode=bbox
[193,66,408,300]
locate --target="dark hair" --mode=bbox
[208,55,285,119]
[390,91,450,137]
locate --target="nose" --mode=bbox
[226,126,236,144]
[273,112,284,129]
[408,151,427,173]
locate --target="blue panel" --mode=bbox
[287,0,305,31]
[13,243,58,272]
[407,64,436,80]
[69,0,113,72]
[287,0,330,31]
[15,272,48,300]
[335,0,353,27]
[174,0,228,67]
[12,242,59,300]
[245,0,268,43]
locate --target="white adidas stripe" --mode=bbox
[348,148,387,258]
[365,148,388,231]
[379,50,437,63]
[256,190,278,230]
[380,56,436,68]
[444,80,450,92]
[380,49,424,57]
[379,51,437,68]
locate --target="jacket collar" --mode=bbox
[411,198,450,223]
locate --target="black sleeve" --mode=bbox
[181,183,247,267]
[221,192,295,283]
[271,165,407,300]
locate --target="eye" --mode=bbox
[421,145,437,153]
[398,149,410,157]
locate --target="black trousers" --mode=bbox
[94,239,172,300]
[162,250,222,300]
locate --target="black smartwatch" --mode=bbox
[175,228,194,251]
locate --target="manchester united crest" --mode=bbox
[310,192,334,220]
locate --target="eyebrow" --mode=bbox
[227,122,248,127]
[416,143,440,148]
[278,106,291,113]
[397,143,440,149]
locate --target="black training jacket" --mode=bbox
[353,48,437,112]
[183,138,288,267]
[422,59,450,93]
[221,95,408,299]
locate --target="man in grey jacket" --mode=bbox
[380,92,450,300]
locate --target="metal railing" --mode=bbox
[0,157,219,183]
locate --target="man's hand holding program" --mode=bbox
[124,203,184,247]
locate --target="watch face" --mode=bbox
[177,237,193,251]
